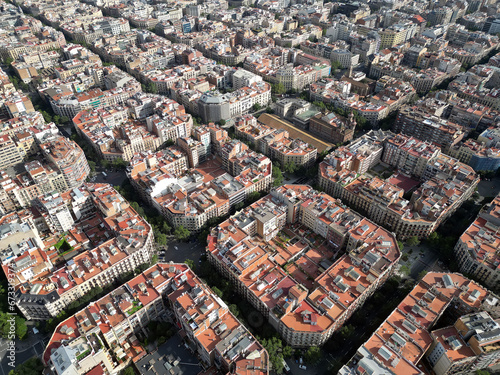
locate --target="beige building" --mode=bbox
[455,194,500,291]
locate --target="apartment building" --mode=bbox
[382,134,441,178]
[73,101,189,163]
[234,115,318,168]
[128,141,271,232]
[43,74,142,119]
[39,135,90,190]
[3,92,35,118]
[36,191,75,233]
[340,272,500,375]
[427,311,500,375]
[43,263,269,375]
[0,134,25,170]
[319,131,479,239]
[0,25,66,61]
[177,137,203,168]
[1,183,155,320]
[449,138,500,172]
[272,63,331,91]
[207,185,400,347]
[394,106,465,151]
[448,66,500,111]
[455,194,500,291]
[197,81,271,123]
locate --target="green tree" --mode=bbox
[252,103,262,112]
[151,254,158,265]
[157,336,166,345]
[283,161,297,175]
[247,191,261,203]
[427,232,440,247]
[331,60,343,71]
[212,286,223,298]
[304,346,322,364]
[475,370,490,375]
[418,270,428,280]
[4,57,13,65]
[88,160,96,173]
[271,82,286,95]
[9,357,43,375]
[156,233,167,246]
[229,304,240,317]
[40,110,52,123]
[130,201,145,217]
[219,119,226,126]
[121,367,135,375]
[145,82,158,94]
[397,241,404,251]
[352,111,368,130]
[339,324,355,339]
[400,265,411,276]
[282,345,293,358]
[174,225,190,241]
[162,222,171,234]
[0,312,28,340]
[272,166,284,186]
[185,259,195,270]
[266,106,274,114]
[406,236,421,247]
[260,336,285,374]
[15,316,27,340]
[112,157,127,170]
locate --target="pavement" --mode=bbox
[92,170,127,187]
[135,334,202,375]
[158,237,205,265]
[477,176,500,199]
[397,242,439,280]
[0,332,49,375]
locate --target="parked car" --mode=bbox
[282,359,291,374]
[299,365,307,370]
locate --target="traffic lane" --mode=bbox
[477,177,500,198]
[0,346,37,375]
[93,170,127,187]
[410,250,439,279]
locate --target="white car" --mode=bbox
[299,365,307,370]
[174,246,179,250]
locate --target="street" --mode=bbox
[476,176,500,198]
[92,169,127,187]
[158,237,205,265]
[407,243,440,279]
[0,334,48,375]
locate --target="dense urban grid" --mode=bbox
[0,0,500,374]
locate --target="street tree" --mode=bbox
[184,259,195,270]
[174,225,190,241]
[272,166,284,186]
